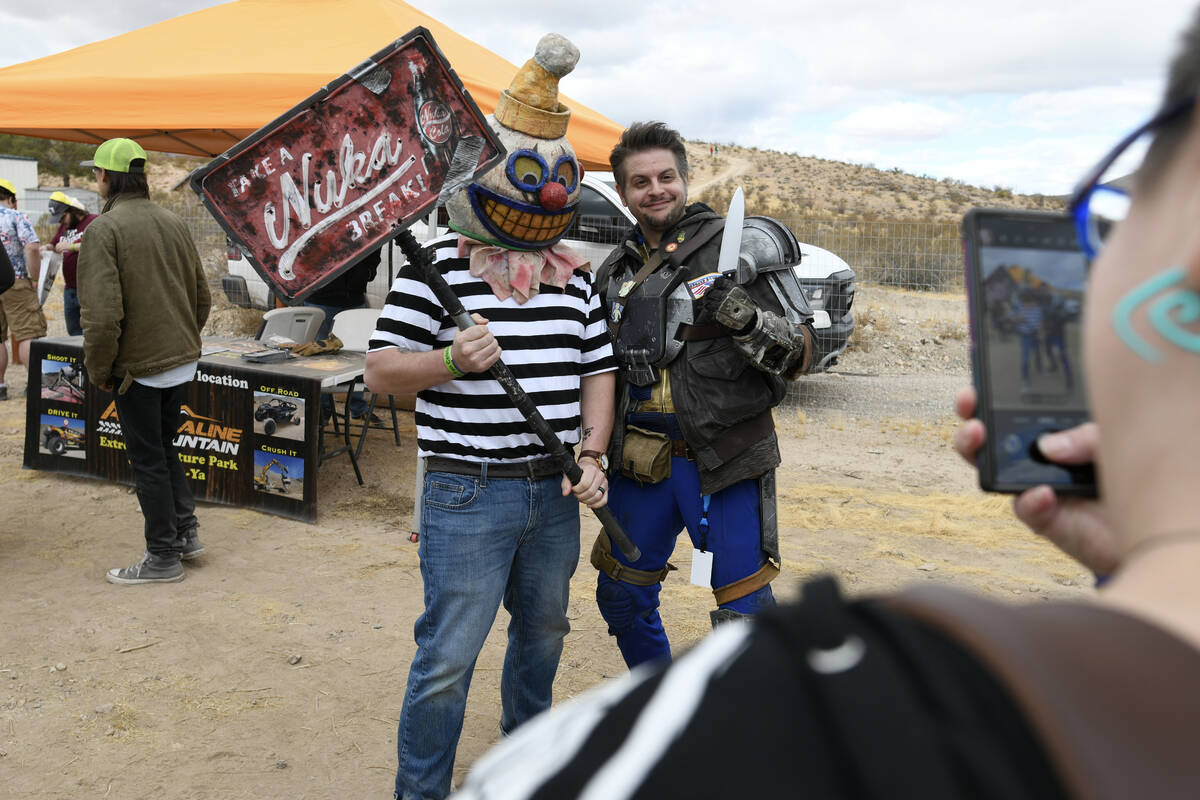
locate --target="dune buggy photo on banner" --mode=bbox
[23,340,323,522]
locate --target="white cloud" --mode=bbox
[2,0,1198,195]
[0,1,214,67]
[933,134,1119,194]
[1007,81,1163,132]
[832,102,962,142]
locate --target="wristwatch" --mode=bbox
[579,449,609,470]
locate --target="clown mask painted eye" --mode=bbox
[553,156,579,193]
[507,150,548,192]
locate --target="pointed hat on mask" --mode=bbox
[493,33,579,140]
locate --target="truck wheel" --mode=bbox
[264,418,277,435]
[48,434,66,455]
[291,414,302,425]
[254,408,267,421]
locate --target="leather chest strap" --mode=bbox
[606,249,664,339]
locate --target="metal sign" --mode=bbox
[190,28,504,302]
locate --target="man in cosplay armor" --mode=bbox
[592,121,817,668]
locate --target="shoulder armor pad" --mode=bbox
[738,216,801,277]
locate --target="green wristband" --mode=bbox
[443,346,465,378]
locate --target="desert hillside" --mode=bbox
[50,140,1059,224]
[682,141,1060,221]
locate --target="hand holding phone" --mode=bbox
[953,387,1118,576]
[962,208,1097,496]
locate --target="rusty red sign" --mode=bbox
[190,28,504,302]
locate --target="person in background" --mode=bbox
[304,247,381,422]
[0,177,46,400]
[77,138,211,585]
[0,237,13,295]
[1012,287,1044,392]
[44,192,98,336]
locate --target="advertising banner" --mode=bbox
[24,339,326,522]
[189,27,504,302]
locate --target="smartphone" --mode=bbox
[962,208,1097,496]
[241,349,292,364]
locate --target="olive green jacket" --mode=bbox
[78,194,211,391]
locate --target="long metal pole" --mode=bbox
[394,229,640,561]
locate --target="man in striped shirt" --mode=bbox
[1013,289,1044,391]
[366,232,615,800]
[364,34,616,800]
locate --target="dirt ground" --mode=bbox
[0,287,1092,799]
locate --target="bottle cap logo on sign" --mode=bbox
[419,101,453,144]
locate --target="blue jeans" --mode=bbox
[63,287,82,336]
[1019,332,1042,383]
[598,459,775,667]
[394,469,580,800]
[304,299,368,416]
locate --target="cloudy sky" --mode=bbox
[1,0,1195,194]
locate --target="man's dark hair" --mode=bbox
[105,164,149,199]
[0,186,14,203]
[1140,8,1200,186]
[610,121,689,188]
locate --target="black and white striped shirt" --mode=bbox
[453,580,1066,800]
[368,236,616,462]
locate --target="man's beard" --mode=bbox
[644,201,685,237]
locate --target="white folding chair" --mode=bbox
[322,308,403,462]
[257,306,326,344]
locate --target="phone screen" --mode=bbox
[965,210,1094,493]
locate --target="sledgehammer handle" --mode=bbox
[395,229,641,561]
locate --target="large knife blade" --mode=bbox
[716,186,745,280]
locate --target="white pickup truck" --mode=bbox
[220,174,855,370]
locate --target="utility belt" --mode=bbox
[425,456,560,480]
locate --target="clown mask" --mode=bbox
[446,33,582,252]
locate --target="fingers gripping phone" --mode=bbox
[963,208,1097,496]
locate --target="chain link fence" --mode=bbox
[155,185,969,374]
[169,206,966,301]
[34,188,229,277]
[778,216,963,293]
[160,191,229,277]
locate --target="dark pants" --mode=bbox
[63,287,82,336]
[113,381,198,558]
[305,299,368,416]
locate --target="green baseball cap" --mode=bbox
[80,138,148,173]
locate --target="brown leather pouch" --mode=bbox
[619,426,672,484]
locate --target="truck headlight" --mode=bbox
[802,285,826,310]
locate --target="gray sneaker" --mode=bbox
[106,553,184,585]
[178,533,206,561]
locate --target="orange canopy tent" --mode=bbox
[0,0,623,171]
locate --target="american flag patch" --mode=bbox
[688,273,721,299]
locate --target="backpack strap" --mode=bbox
[664,214,725,270]
[604,248,665,339]
[602,215,726,339]
[888,585,1200,800]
